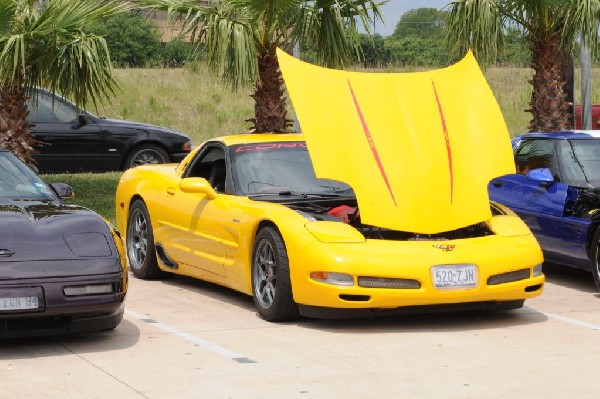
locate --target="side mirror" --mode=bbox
[50,182,74,199]
[526,168,554,186]
[179,177,217,199]
[77,113,87,126]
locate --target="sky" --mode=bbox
[372,0,451,36]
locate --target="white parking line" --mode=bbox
[125,309,257,364]
[524,306,600,330]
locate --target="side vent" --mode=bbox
[155,243,178,269]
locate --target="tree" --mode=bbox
[88,10,163,68]
[354,33,392,67]
[0,0,130,167]
[446,0,600,132]
[386,8,451,68]
[393,7,447,40]
[143,0,384,133]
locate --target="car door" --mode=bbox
[156,144,240,277]
[28,91,108,172]
[489,138,569,257]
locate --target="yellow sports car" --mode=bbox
[115,133,544,321]
[115,51,544,321]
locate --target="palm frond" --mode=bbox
[562,0,600,55]
[446,0,505,63]
[204,9,258,89]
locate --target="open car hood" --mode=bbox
[277,49,515,234]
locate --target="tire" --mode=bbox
[125,144,169,169]
[251,227,299,321]
[590,229,600,291]
[126,200,163,279]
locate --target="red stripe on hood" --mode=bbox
[432,80,454,204]
[347,80,397,207]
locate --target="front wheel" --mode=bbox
[590,229,600,291]
[126,200,163,279]
[125,144,169,169]
[251,227,299,321]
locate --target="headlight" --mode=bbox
[63,284,114,296]
[305,221,364,243]
[533,264,543,277]
[486,215,532,237]
[310,272,354,286]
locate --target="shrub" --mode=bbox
[88,10,163,68]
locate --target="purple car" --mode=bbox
[0,149,127,337]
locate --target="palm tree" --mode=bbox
[143,0,384,133]
[0,0,130,168]
[446,0,600,132]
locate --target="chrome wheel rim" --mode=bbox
[127,209,148,270]
[253,239,276,309]
[131,149,164,167]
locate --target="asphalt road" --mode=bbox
[1,263,599,399]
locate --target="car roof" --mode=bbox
[208,133,305,146]
[515,131,600,140]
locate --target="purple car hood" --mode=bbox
[0,200,121,278]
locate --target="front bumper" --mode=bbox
[287,234,544,311]
[0,272,126,338]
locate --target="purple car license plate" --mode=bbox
[0,287,43,312]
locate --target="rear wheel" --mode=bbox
[590,229,600,290]
[126,200,162,279]
[125,144,169,169]
[251,227,299,321]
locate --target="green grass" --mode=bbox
[90,65,600,142]
[41,64,600,222]
[96,68,255,145]
[42,172,122,226]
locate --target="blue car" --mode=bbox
[488,131,600,290]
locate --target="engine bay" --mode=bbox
[283,198,495,241]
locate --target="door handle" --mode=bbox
[166,187,175,196]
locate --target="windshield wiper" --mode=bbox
[248,190,344,198]
[278,190,344,198]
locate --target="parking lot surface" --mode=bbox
[1,263,599,399]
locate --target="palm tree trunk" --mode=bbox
[248,52,292,133]
[560,49,575,128]
[527,35,573,132]
[0,80,40,170]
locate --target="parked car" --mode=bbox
[27,88,192,173]
[0,148,128,337]
[115,133,544,321]
[574,104,600,129]
[488,131,600,290]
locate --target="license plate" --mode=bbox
[0,296,39,311]
[431,264,478,289]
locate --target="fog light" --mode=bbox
[64,284,114,296]
[310,272,354,286]
[533,264,543,277]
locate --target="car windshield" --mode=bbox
[557,139,600,187]
[231,142,354,196]
[0,152,57,200]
